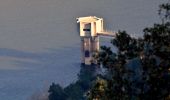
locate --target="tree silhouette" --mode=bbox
[88,2,170,100]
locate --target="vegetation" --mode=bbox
[48,2,170,100]
[48,66,96,100]
[87,2,170,100]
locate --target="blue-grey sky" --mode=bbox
[0,0,167,52]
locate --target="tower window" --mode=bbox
[83,29,90,31]
[85,50,90,57]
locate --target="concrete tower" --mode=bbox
[77,16,103,65]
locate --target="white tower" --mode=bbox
[77,16,103,65]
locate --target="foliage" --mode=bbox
[48,83,67,100]
[111,30,143,59]
[87,77,108,100]
[88,2,170,100]
[48,66,96,100]
[64,82,84,100]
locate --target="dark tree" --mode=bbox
[88,2,170,100]
[48,83,67,100]
[48,66,96,100]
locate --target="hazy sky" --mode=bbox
[0,0,167,52]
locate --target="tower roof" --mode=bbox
[77,16,102,23]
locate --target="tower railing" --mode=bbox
[97,29,117,37]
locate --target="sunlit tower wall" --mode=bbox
[77,16,103,65]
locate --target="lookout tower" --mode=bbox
[77,16,116,65]
[77,16,103,65]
